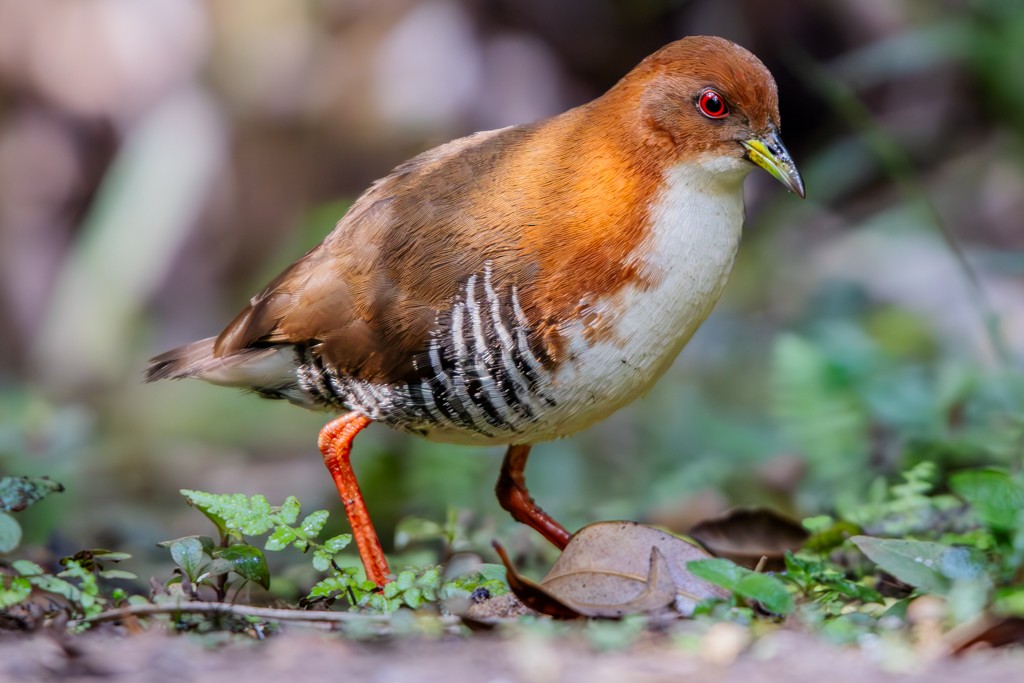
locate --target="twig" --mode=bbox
[68,601,462,631]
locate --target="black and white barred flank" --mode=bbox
[295,265,556,438]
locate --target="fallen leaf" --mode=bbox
[946,614,1024,654]
[545,546,679,617]
[495,521,729,618]
[688,507,808,570]
[492,541,581,619]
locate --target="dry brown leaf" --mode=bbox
[688,507,808,570]
[492,541,582,619]
[946,614,1024,655]
[495,521,729,619]
[540,546,678,617]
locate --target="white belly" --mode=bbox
[524,158,750,441]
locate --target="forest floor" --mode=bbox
[2,613,1023,683]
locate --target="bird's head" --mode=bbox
[611,36,804,198]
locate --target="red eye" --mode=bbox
[697,89,729,119]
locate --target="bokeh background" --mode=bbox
[2,0,1023,586]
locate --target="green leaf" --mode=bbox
[416,566,441,590]
[181,490,276,536]
[0,512,22,553]
[686,558,746,590]
[442,565,509,600]
[0,476,64,513]
[950,469,1024,533]
[12,559,44,576]
[477,564,508,584]
[169,537,206,581]
[308,575,351,600]
[383,581,400,599]
[783,553,882,604]
[311,549,332,572]
[58,560,102,619]
[735,572,794,615]
[28,574,82,602]
[324,534,351,553]
[279,497,301,526]
[994,585,1024,617]
[91,550,133,562]
[213,544,270,589]
[852,536,983,595]
[396,570,416,592]
[97,569,138,581]
[310,534,352,572]
[158,536,215,554]
[803,520,861,553]
[403,587,423,609]
[0,576,32,608]
[265,526,297,551]
[364,593,396,613]
[203,558,237,577]
[14,560,84,603]
[687,558,794,614]
[300,510,329,538]
[938,546,987,582]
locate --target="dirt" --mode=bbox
[1,622,1022,683]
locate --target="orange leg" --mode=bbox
[318,413,391,587]
[495,444,571,549]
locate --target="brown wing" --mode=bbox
[210,125,538,385]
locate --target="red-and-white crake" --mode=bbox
[147,36,804,587]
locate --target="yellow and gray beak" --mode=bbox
[742,128,805,198]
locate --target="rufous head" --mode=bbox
[610,36,804,197]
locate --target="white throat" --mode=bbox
[541,157,750,438]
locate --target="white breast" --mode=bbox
[532,156,752,440]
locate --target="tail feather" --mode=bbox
[145,337,223,381]
[145,337,289,386]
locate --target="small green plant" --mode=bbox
[685,461,1024,642]
[162,489,351,601]
[781,552,883,614]
[687,557,795,616]
[306,565,441,612]
[0,476,136,623]
[849,467,1024,624]
[0,475,64,554]
[759,463,1024,639]
[165,489,508,614]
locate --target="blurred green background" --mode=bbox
[1,0,1023,582]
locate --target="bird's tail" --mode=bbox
[145,337,293,389]
[146,337,223,381]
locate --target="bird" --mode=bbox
[147,36,804,588]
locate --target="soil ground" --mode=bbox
[2,624,1022,683]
